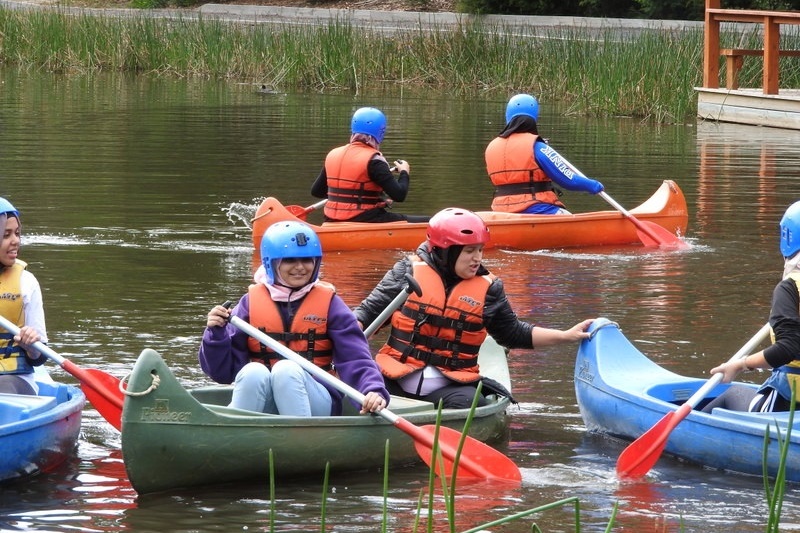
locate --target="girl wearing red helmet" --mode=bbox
[355,207,595,409]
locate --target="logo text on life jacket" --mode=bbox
[303,314,327,326]
[458,295,481,308]
[141,399,191,423]
[0,292,20,302]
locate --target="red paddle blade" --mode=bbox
[285,205,309,220]
[61,360,124,431]
[616,404,691,479]
[410,424,521,484]
[636,220,691,250]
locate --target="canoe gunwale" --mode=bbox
[575,317,800,479]
[0,382,85,482]
[122,344,512,494]
[252,180,689,252]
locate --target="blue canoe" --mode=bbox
[0,378,85,483]
[575,317,800,480]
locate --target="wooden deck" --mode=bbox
[697,0,800,130]
[697,88,800,129]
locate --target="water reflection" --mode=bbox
[4,68,800,531]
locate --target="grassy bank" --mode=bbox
[1,7,799,122]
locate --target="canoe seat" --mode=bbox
[0,393,57,424]
[646,382,707,404]
[710,407,791,428]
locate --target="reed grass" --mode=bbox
[0,6,760,122]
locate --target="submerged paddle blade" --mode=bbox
[616,404,691,479]
[399,421,521,484]
[636,220,691,250]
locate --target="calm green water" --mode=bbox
[3,69,800,531]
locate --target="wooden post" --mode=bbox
[764,16,780,94]
[703,0,721,89]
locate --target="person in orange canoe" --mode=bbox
[486,94,604,215]
[0,197,48,395]
[310,106,429,223]
[702,200,800,413]
[354,207,595,409]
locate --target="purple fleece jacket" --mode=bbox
[198,291,390,415]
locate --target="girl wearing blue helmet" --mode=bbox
[199,221,389,416]
[0,197,48,395]
[702,201,800,413]
[310,106,430,223]
[485,94,604,215]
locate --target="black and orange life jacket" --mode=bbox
[323,142,385,221]
[376,256,495,384]
[485,132,564,212]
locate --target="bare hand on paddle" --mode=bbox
[361,391,386,414]
[206,304,231,328]
[14,325,43,360]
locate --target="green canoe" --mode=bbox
[120,337,513,495]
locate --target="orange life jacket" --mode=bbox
[485,132,564,212]
[376,256,495,383]
[323,142,385,221]
[0,260,33,375]
[246,282,336,374]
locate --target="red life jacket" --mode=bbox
[323,142,385,221]
[376,256,495,384]
[246,282,335,374]
[485,132,564,212]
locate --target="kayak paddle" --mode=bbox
[598,191,690,250]
[284,199,328,221]
[228,313,522,485]
[363,274,422,338]
[616,322,771,479]
[0,315,124,430]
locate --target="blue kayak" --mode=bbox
[575,317,800,480]
[0,379,85,483]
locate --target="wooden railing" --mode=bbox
[703,0,800,94]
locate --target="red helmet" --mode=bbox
[426,208,490,248]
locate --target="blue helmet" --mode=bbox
[780,201,800,258]
[260,221,323,285]
[505,94,539,123]
[351,107,387,143]
[0,197,19,219]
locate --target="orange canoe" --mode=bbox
[252,180,688,252]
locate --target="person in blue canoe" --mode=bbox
[0,197,47,395]
[703,200,800,413]
[485,93,605,215]
[311,106,429,223]
[199,221,389,416]
[354,207,595,409]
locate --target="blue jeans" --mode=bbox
[229,360,332,416]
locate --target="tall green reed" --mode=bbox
[0,7,725,122]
